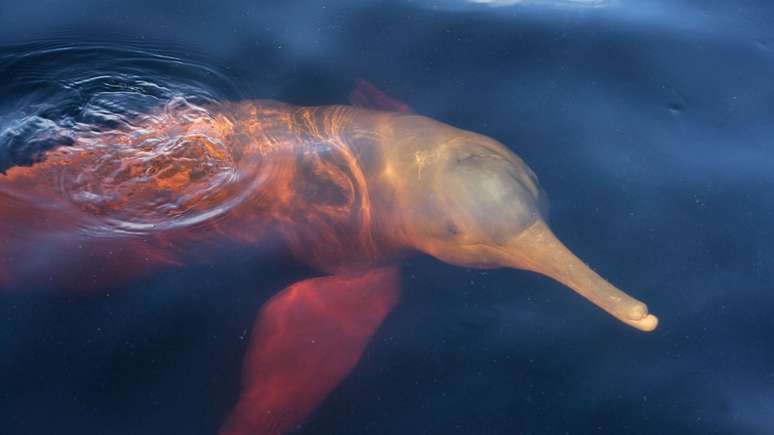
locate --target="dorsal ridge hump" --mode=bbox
[349,78,413,113]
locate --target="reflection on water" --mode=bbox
[0,43,255,234]
[467,0,609,8]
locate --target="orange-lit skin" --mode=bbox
[0,97,657,434]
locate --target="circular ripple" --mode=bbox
[0,39,257,235]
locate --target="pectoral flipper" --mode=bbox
[219,268,400,435]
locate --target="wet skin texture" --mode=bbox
[0,95,656,434]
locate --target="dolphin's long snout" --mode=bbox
[504,220,658,332]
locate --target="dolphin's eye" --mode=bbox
[446,220,460,237]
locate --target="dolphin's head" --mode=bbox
[380,114,657,331]
[400,134,544,268]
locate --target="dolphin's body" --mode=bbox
[0,88,656,434]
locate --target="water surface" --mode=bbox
[1,1,773,434]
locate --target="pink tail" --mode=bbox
[0,173,182,292]
[219,268,401,435]
[0,196,180,292]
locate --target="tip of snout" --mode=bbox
[620,301,658,332]
[622,307,659,332]
[502,219,660,333]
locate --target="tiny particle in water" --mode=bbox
[667,102,684,114]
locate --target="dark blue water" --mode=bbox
[1,1,773,434]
